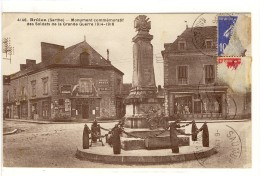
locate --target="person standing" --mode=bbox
[169,120,181,153]
[111,124,122,154]
[83,124,90,149]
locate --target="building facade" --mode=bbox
[162,26,229,119]
[3,40,125,121]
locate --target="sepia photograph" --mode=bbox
[2,12,252,170]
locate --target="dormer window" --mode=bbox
[80,52,90,65]
[178,41,186,50]
[205,39,213,49]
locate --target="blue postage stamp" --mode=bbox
[218,16,238,56]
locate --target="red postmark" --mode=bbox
[217,57,241,70]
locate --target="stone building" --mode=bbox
[3,75,11,119]
[161,26,229,119]
[3,40,125,121]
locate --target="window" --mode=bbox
[21,102,28,117]
[177,66,188,85]
[80,52,90,65]
[194,101,202,113]
[7,91,10,102]
[21,87,26,97]
[31,80,36,97]
[174,95,192,114]
[205,39,213,49]
[117,79,121,86]
[204,65,215,84]
[178,41,186,50]
[32,103,37,114]
[42,101,49,118]
[79,78,93,94]
[13,88,16,100]
[64,99,71,112]
[117,79,121,92]
[42,77,48,95]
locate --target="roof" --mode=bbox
[49,41,111,66]
[162,26,217,55]
[10,40,124,79]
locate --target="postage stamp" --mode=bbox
[218,14,251,57]
[190,13,251,57]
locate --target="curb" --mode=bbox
[4,119,120,124]
[3,129,18,135]
[175,119,250,124]
[75,146,217,165]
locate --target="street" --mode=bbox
[3,120,251,168]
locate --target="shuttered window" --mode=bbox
[177,66,188,84]
[205,65,215,84]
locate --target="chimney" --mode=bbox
[26,59,36,68]
[3,75,10,84]
[107,49,110,61]
[20,64,28,71]
[41,42,64,63]
[106,49,111,64]
[185,20,188,29]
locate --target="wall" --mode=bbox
[54,67,123,119]
[3,84,10,104]
[8,69,52,119]
[165,54,217,86]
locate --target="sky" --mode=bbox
[2,13,218,86]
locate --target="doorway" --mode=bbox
[17,105,21,119]
[82,103,89,119]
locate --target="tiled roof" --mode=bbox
[162,26,217,54]
[10,40,123,79]
[49,41,111,66]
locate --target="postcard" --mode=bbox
[2,13,251,169]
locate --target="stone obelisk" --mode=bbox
[125,15,163,128]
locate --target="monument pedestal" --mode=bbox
[124,97,164,129]
[125,116,148,128]
[121,136,190,150]
[121,128,189,150]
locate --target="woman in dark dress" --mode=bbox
[111,124,122,154]
[83,124,91,149]
[169,120,181,153]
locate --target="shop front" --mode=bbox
[70,97,101,120]
[166,86,228,119]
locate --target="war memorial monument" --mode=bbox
[75,15,216,164]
